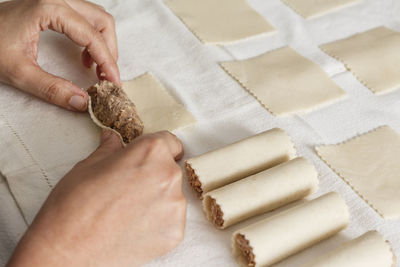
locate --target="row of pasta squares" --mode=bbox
[184,127,399,266]
[166,0,400,116]
[165,0,362,44]
[219,26,399,116]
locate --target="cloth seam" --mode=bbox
[0,113,53,189]
[0,170,29,226]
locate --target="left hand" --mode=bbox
[0,0,120,111]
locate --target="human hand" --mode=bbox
[7,131,186,267]
[0,0,120,111]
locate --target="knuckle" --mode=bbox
[161,164,182,183]
[169,164,182,180]
[40,80,63,102]
[91,30,103,43]
[158,165,182,188]
[104,12,115,26]
[93,2,106,11]
[154,168,183,197]
[94,12,115,32]
[144,138,167,154]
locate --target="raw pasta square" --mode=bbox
[316,126,400,219]
[220,47,346,116]
[123,73,196,133]
[164,0,275,44]
[300,231,395,267]
[282,0,360,19]
[320,27,400,95]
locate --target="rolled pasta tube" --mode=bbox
[301,231,396,267]
[232,192,350,267]
[185,128,296,198]
[203,157,319,229]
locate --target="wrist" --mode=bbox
[7,221,80,267]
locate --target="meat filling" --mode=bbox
[236,234,256,267]
[209,197,224,228]
[88,81,144,143]
[185,162,203,198]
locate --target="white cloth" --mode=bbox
[0,174,27,266]
[0,0,400,266]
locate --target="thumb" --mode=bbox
[13,64,88,111]
[88,130,123,162]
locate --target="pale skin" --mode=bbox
[1,0,187,266]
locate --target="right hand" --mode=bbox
[7,131,186,267]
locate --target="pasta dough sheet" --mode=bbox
[320,27,400,94]
[220,47,346,116]
[203,157,319,229]
[123,73,196,134]
[282,0,360,19]
[301,231,396,267]
[232,192,349,267]
[316,126,400,219]
[185,128,296,198]
[164,0,275,44]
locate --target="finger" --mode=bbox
[88,130,123,162]
[98,24,118,62]
[48,6,120,85]
[150,131,184,161]
[65,0,118,61]
[81,48,94,68]
[12,63,88,111]
[98,129,123,154]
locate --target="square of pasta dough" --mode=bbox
[320,27,400,95]
[164,0,275,44]
[123,73,195,134]
[220,47,346,116]
[282,0,360,19]
[316,126,400,219]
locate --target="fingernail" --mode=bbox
[69,95,87,111]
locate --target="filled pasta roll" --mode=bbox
[301,231,396,267]
[185,128,296,198]
[203,157,319,229]
[232,192,350,267]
